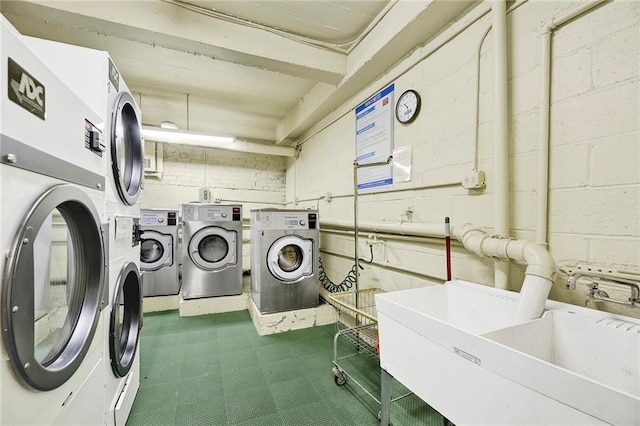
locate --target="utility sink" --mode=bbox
[376,280,640,425]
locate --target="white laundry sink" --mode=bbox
[375,280,640,425]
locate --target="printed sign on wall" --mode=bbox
[355,84,394,191]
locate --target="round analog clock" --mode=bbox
[395,89,421,124]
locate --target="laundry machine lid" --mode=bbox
[110,91,143,206]
[188,226,237,270]
[267,236,313,282]
[109,261,142,378]
[140,230,173,271]
[1,184,105,391]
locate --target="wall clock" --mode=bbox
[395,89,421,124]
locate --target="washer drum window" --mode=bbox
[2,184,105,391]
[109,261,142,378]
[110,91,143,206]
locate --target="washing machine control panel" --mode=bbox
[183,204,242,222]
[141,210,178,226]
[260,212,318,230]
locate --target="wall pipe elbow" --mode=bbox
[453,223,556,282]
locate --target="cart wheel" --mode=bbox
[334,372,347,386]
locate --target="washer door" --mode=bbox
[1,184,105,391]
[267,236,313,282]
[109,261,142,378]
[110,91,143,206]
[140,231,173,271]
[188,227,237,271]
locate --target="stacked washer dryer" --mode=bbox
[23,37,145,426]
[140,209,180,297]
[1,18,107,425]
[182,203,243,299]
[250,209,320,313]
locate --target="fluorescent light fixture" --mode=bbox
[141,125,296,157]
[142,126,235,146]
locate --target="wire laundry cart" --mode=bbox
[328,287,412,418]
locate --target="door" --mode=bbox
[140,230,173,271]
[188,226,237,271]
[1,184,105,391]
[267,236,313,282]
[110,91,143,206]
[109,261,142,378]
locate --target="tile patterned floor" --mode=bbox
[127,310,444,425]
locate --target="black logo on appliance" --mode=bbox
[108,59,119,92]
[7,58,46,120]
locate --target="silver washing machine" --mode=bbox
[140,209,180,297]
[250,209,319,314]
[181,203,243,299]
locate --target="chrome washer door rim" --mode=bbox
[110,91,143,206]
[109,261,142,378]
[1,184,105,391]
[267,236,313,282]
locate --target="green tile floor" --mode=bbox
[128,310,445,425]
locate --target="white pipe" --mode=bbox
[537,25,552,247]
[321,219,445,239]
[321,219,556,320]
[321,219,556,283]
[492,0,510,290]
[536,0,608,247]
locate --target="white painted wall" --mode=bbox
[290,0,639,318]
[142,144,286,209]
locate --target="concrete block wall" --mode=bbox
[291,0,639,317]
[142,144,286,209]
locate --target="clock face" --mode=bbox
[395,90,421,124]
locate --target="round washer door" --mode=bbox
[188,227,237,271]
[110,91,143,206]
[109,261,142,378]
[267,236,313,282]
[140,231,173,271]
[1,184,105,391]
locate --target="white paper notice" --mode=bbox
[355,84,394,191]
[393,145,412,183]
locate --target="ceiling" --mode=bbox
[1,0,475,146]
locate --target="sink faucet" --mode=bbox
[566,272,595,290]
[566,273,639,307]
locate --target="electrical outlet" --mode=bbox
[462,169,486,189]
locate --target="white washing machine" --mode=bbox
[181,203,243,299]
[140,209,180,297]
[22,37,145,426]
[1,17,107,425]
[250,209,320,314]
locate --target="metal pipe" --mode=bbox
[492,0,510,290]
[352,156,393,307]
[536,0,609,247]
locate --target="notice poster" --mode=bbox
[355,84,394,191]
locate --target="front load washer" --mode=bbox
[140,209,180,297]
[181,203,243,299]
[1,17,107,425]
[250,209,320,313]
[22,37,145,426]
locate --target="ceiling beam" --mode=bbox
[0,0,347,84]
[275,0,476,145]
